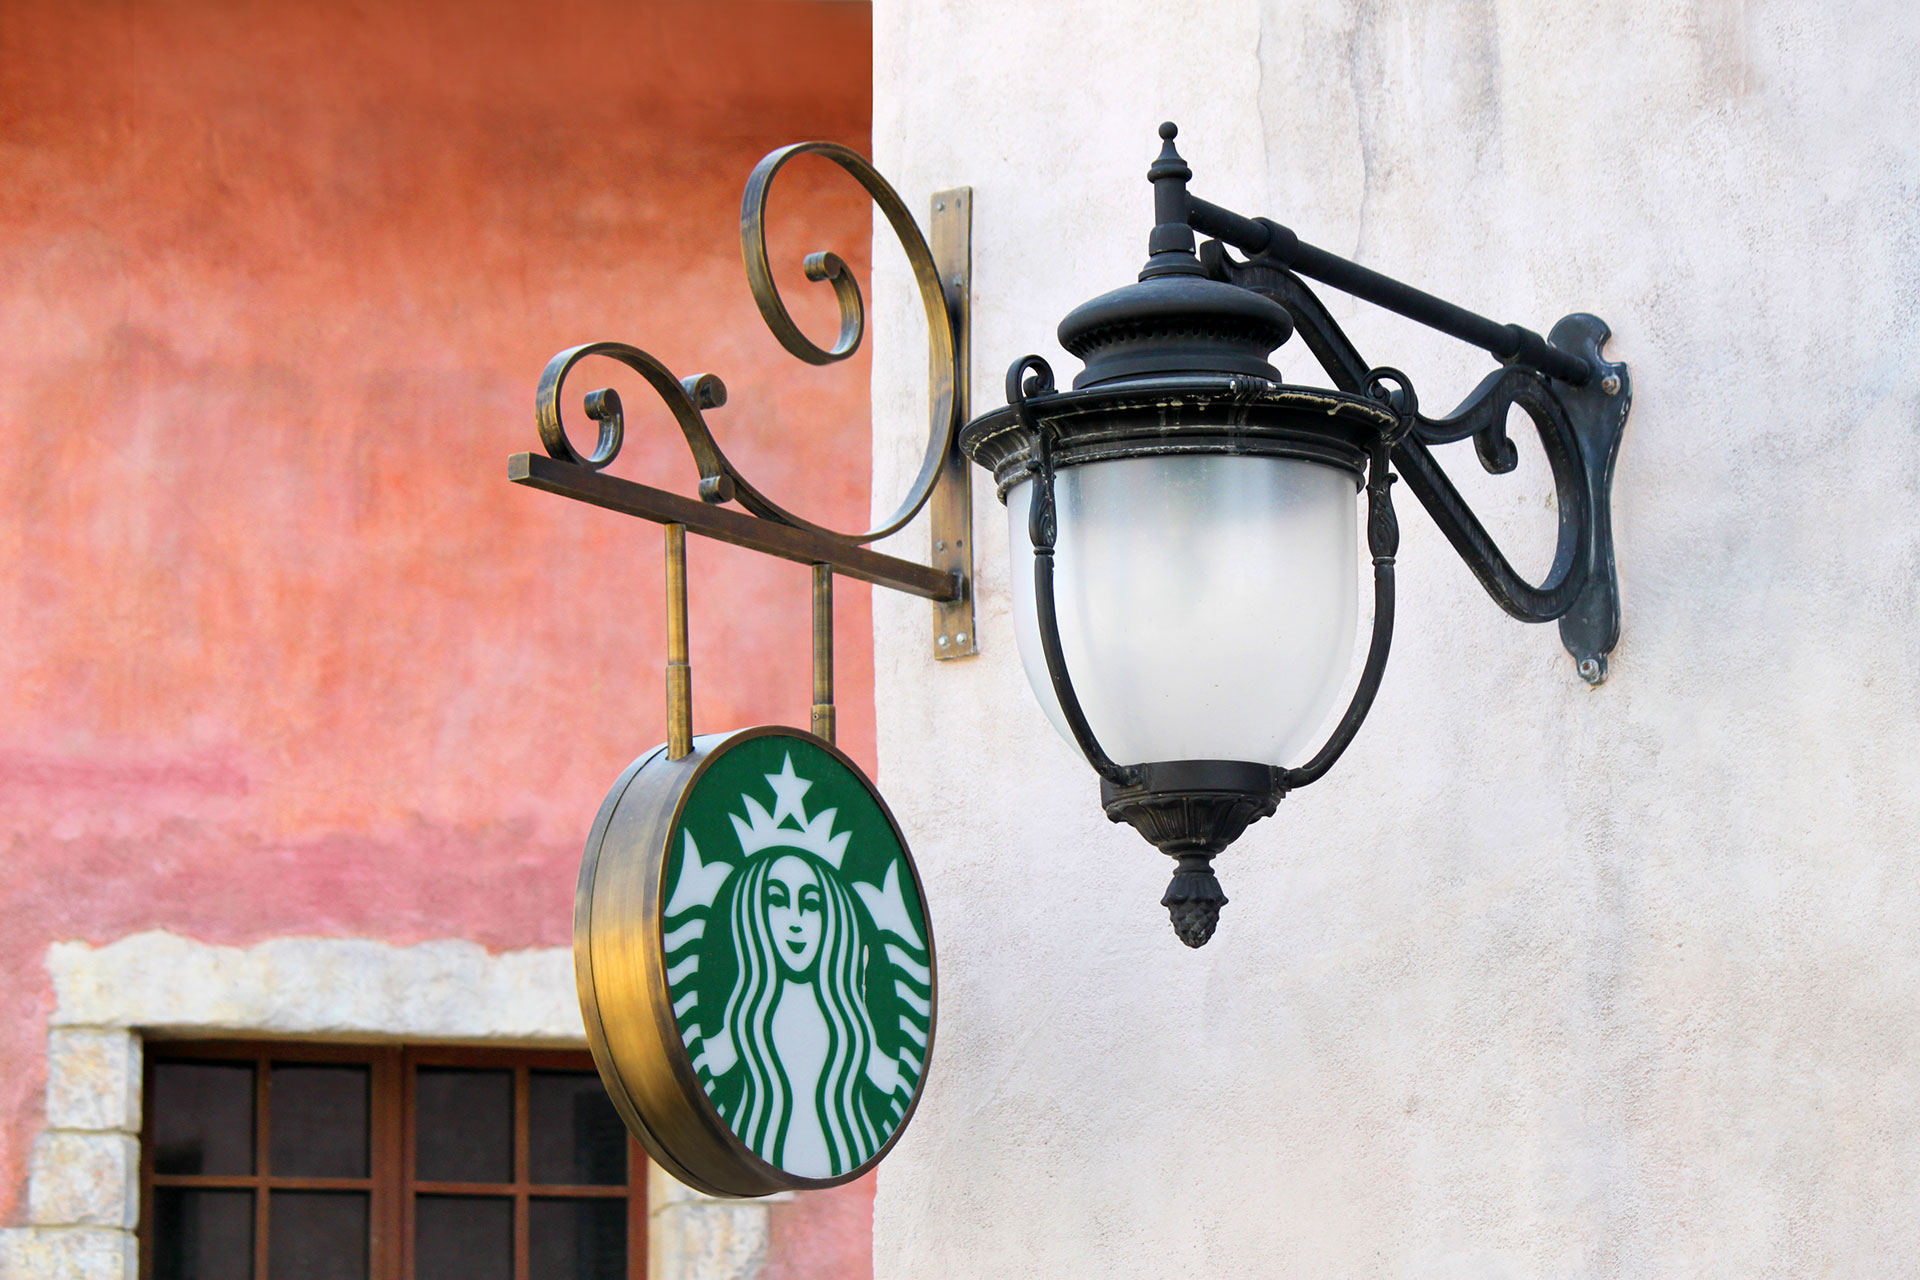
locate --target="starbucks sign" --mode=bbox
[574,727,936,1196]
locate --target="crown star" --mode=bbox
[765,754,814,828]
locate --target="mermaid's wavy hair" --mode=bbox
[719,851,885,1174]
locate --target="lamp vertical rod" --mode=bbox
[811,563,835,744]
[665,523,693,759]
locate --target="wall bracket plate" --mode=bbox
[1549,313,1630,686]
[929,188,976,660]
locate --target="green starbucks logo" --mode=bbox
[661,735,932,1178]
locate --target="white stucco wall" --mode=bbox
[867,1,1920,1276]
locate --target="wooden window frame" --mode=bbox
[139,1040,646,1280]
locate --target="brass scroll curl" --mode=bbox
[535,141,960,547]
[536,342,740,503]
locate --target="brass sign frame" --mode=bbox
[512,144,964,1199]
[574,726,936,1199]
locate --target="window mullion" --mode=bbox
[401,1046,421,1280]
[514,1067,530,1280]
[372,1046,404,1280]
[254,1051,271,1280]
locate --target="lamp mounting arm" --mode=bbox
[1193,199,1630,685]
[1185,196,1593,387]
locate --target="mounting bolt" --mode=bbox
[935,540,946,552]
[935,200,946,211]
[937,634,951,648]
[955,631,969,645]
[1601,373,1621,396]
[1578,656,1605,686]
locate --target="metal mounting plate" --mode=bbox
[929,188,976,659]
[1549,313,1630,685]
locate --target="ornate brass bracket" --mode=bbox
[509,144,976,745]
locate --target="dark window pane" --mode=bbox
[530,1199,626,1280]
[414,1068,512,1183]
[269,1064,369,1178]
[415,1195,511,1280]
[153,1062,255,1175]
[529,1071,626,1186]
[154,1188,253,1280]
[268,1192,366,1280]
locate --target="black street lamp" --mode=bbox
[960,124,1630,946]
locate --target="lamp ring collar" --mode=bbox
[534,141,962,547]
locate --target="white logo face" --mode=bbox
[662,738,932,1178]
[765,856,824,972]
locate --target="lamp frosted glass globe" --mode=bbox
[1008,453,1358,768]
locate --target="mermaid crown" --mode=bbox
[729,754,850,869]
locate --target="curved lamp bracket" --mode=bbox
[1210,247,1630,685]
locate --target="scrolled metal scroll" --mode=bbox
[534,142,961,547]
[738,141,962,543]
[536,341,741,503]
[1362,366,1418,439]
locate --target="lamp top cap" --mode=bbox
[1046,121,1294,388]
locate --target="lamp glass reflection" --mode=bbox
[1008,453,1358,767]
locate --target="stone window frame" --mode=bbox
[0,931,776,1280]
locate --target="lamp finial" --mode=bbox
[1141,121,1203,279]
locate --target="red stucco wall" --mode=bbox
[0,0,877,1267]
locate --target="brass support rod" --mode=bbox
[509,452,959,601]
[665,523,693,759]
[811,564,835,744]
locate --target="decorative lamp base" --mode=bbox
[1099,760,1283,947]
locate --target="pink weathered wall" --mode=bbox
[0,0,877,1266]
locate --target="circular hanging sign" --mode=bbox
[574,726,936,1197]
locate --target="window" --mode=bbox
[140,1042,645,1280]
